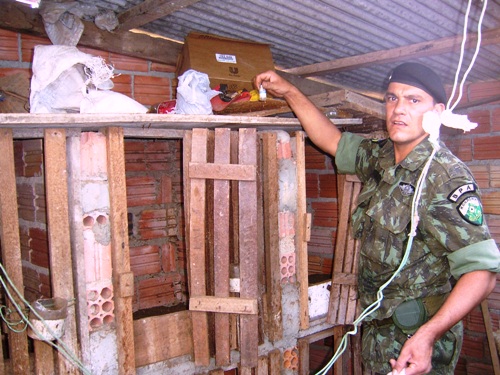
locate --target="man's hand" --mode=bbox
[389,333,433,374]
[253,70,297,99]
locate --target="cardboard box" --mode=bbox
[176,32,275,93]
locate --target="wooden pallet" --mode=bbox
[184,128,259,368]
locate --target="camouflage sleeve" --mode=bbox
[335,132,364,174]
[420,163,500,278]
[447,239,500,279]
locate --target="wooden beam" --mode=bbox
[295,131,310,330]
[285,27,500,77]
[0,1,181,65]
[261,132,283,342]
[213,128,231,366]
[106,127,136,374]
[0,129,30,374]
[133,311,193,367]
[238,128,259,368]
[44,129,79,374]
[189,162,256,181]
[118,0,202,31]
[188,128,210,366]
[189,296,258,315]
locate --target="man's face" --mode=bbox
[385,82,442,149]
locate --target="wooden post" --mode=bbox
[238,128,259,368]
[213,128,231,367]
[261,133,283,342]
[105,127,136,374]
[188,128,210,366]
[44,128,80,374]
[294,131,310,329]
[0,129,30,373]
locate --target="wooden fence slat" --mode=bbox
[327,174,361,326]
[238,128,259,368]
[0,129,30,374]
[213,128,231,366]
[261,132,283,342]
[295,131,310,329]
[188,128,210,366]
[105,127,136,374]
[190,296,257,314]
[44,128,80,374]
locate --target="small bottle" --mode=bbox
[259,84,267,102]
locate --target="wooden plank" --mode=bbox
[190,296,258,314]
[213,128,231,366]
[238,128,259,368]
[269,349,282,374]
[0,129,30,373]
[183,131,193,293]
[0,1,182,65]
[327,174,362,326]
[43,128,80,374]
[481,300,500,375]
[105,127,136,374]
[33,341,54,374]
[257,355,269,375]
[261,132,283,342]
[188,128,210,366]
[285,27,500,76]
[66,134,91,367]
[294,131,310,330]
[133,310,193,367]
[118,0,202,30]
[298,338,310,375]
[189,162,256,181]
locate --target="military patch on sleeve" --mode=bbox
[457,196,483,225]
[448,183,477,203]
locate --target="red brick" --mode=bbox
[20,34,50,63]
[311,201,338,228]
[151,62,176,73]
[130,245,161,276]
[111,74,132,97]
[483,191,500,215]
[305,143,333,170]
[468,80,500,103]
[126,176,159,207]
[473,136,500,160]
[444,136,472,162]
[161,243,177,273]
[487,217,500,250]
[306,173,319,198]
[491,165,500,188]
[0,29,19,61]
[468,165,489,189]
[493,108,500,132]
[109,53,149,72]
[319,174,337,198]
[467,109,491,134]
[133,75,171,106]
[308,227,335,255]
[461,334,486,359]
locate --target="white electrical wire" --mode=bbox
[315,0,487,373]
[0,261,91,375]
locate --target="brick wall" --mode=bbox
[0,29,183,314]
[2,27,500,372]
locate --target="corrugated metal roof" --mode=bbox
[87,0,500,98]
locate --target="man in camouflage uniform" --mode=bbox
[254,62,500,374]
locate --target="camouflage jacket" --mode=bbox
[335,133,500,320]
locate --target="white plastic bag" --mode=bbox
[30,45,147,114]
[174,69,220,115]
